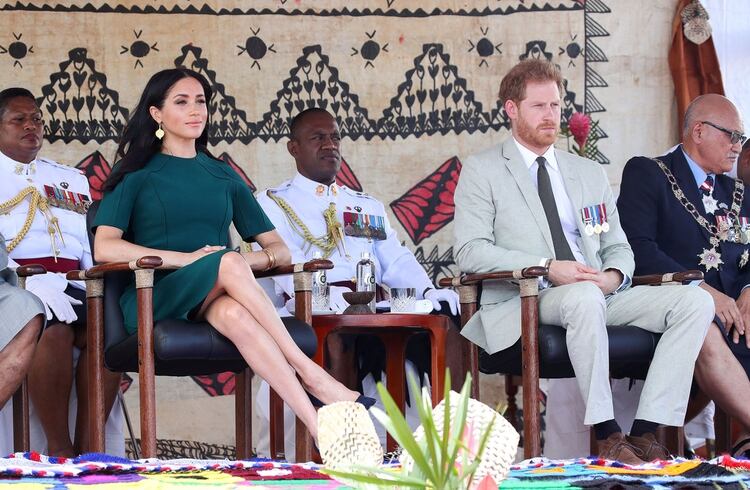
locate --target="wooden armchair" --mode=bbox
[440,267,704,459]
[12,263,47,452]
[67,256,332,462]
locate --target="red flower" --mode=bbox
[568,112,591,149]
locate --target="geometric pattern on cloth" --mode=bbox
[503,456,750,488]
[1,453,750,488]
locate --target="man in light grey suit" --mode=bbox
[453,59,714,463]
[0,232,44,409]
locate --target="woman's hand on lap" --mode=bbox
[181,245,225,267]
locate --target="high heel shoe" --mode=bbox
[307,393,324,408]
[307,392,376,410]
[355,394,376,409]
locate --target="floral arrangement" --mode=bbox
[560,111,600,158]
[321,372,513,489]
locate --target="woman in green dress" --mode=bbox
[93,68,368,443]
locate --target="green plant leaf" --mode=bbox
[321,466,428,488]
[405,372,446,484]
[445,375,472,468]
[373,382,438,483]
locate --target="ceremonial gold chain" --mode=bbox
[267,192,344,258]
[652,158,743,239]
[0,186,63,255]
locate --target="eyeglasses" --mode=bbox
[701,120,748,146]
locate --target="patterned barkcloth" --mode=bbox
[0,452,749,488]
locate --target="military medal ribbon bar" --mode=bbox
[580,203,609,235]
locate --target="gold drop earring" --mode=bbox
[155,122,165,140]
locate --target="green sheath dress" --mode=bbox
[93,152,274,334]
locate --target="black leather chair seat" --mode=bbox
[105,316,317,375]
[102,269,317,376]
[479,324,661,380]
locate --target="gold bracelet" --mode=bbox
[261,248,276,270]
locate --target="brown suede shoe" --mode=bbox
[597,432,646,465]
[627,433,671,461]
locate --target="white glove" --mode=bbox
[25,273,81,323]
[285,285,352,314]
[424,288,460,315]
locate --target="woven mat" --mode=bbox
[1,452,749,488]
[502,456,750,489]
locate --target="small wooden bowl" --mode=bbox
[342,291,376,314]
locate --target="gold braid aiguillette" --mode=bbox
[267,192,349,259]
[0,185,65,259]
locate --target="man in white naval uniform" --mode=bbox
[254,108,461,456]
[0,87,123,457]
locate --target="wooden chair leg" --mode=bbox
[456,285,479,399]
[86,284,106,454]
[269,388,285,460]
[659,426,684,457]
[12,379,29,452]
[505,374,519,429]
[429,320,448,407]
[520,279,541,459]
[235,369,253,460]
[382,332,408,453]
[294,417,313,462]
[714,406,732,454]
[136,271,157,458]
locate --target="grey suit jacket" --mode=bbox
[0,232,17,286]
[453,137,634,354]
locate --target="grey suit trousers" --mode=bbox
[0,282,44,350]
[538,281,713,426]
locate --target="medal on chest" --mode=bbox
[653,158,745,273]
[698,237,723,271]
[740,250,750,270]
[702,194,719,214]
[343,211,387,241]
[580,203,609,236]
[44,184,91,214]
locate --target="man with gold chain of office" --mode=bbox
[0,87,123,456]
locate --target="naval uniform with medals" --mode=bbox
[0,151,91,314]
[255,172,460,455]
[257,172,436,306]
[0,150,125,456]
[257,173,450,378]
[619,146,750,378]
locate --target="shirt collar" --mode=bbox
[0,150,38,173]
[291,172,340,197]
[681,145,713,188]
[513,137,558,172]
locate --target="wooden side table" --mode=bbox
[311,313,451,451]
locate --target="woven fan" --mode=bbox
[317,401,384,470]
[401,392,519,482]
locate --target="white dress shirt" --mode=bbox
[513,137,587,264]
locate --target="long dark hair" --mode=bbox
[103,68,214,192]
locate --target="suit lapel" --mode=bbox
[557,151,598,262]
[557,152,583,214]
[500,139,554,253]
[668,148,713,242]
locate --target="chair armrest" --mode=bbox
[438,265,548,288]
[632,270,703,286]
[66,256,163,281]
[16,264,48,278]
[254,258,333,279]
